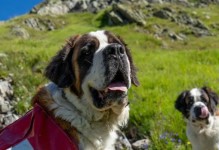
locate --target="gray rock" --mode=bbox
[176,11,211,36]
[11,26,30,39]
[132,138,151,150]
[153,8,174,19]
[0,98,11,113]
[108,11,124,25]
[168,32,184,41]
[115,130,132,150]
[23,18,56,31]
[0,79,13,101]
[107,4,146,26]
[0,112,19,129]
[147,0,163,3]
[30,0,149,15]
[0,78,19,129]
[0,53,7,58]
[24,18,46,31]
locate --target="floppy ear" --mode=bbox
[117,36,140,86]
[44,35,80,88]
[175,90,189,117]
[202,86,219,114]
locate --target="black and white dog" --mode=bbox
[175,87,219,150]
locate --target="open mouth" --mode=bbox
[89,71,128,109]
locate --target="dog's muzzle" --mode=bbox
[194,105,209,119]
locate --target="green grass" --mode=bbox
[1,6,219,149]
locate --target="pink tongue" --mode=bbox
[200,106,209,118]
[108,82,127,92]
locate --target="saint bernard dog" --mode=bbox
[175,87,219,150]
[32,30,139,150]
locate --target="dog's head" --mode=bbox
[45,30,139,112]
[175,87,219,124]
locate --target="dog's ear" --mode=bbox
[117,36,140,87]
[45,35,80,88]
[175,90,189,116]
[202,86,219,113]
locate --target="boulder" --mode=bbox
[30,0,112,15]
[132,138,151,150]
[11,26,30,39]
[115,130,132,150]
[153,7,174,19]
[23,18,56,31]
[107,4,146,26]
[0,78,19,129]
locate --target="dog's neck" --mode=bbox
[186,115,214,133]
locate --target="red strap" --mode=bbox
[0,104,78,150]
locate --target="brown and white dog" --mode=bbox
[32,30,139,150]
[175,87,219,150]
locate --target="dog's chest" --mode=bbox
[187,124,219,150]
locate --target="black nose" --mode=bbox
[194,106,202,117]
[105,44,125,58]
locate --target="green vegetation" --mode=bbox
[1,4,219,149]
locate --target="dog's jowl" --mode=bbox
[175,87,219,150]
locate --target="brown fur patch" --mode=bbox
[215,110,219,116]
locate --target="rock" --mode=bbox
[153,7,174,20]
[33,2,69,15]
[132,138,151,150]
[30,0,149,15]
[108,11,124,25]
[23,18,56,31]
[23,18,46,31]
[30,0,108,15]
[176,11,211,37]
[199,0,219,5]
[176,11,208,29]
[0,79,13,101]
[0,53,7,58]
[147,0,163,4]
[11,26,30,39]
[0,98,11,113]
[191,27,212,37]
[115,130,132,150]
[0,112,19,129]
[0,78,19,129]
[107,4,146,26]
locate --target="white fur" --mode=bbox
[186,116,219,150]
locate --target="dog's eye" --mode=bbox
[81,46,91,56]
[188,96,194,105]
[81,43,95,56]
[188,100,194,106]
[201,97,207,103]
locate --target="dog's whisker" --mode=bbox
[85,59,92,64]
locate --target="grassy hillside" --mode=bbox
[1,4,219,149]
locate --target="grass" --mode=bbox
[1,5,219,149]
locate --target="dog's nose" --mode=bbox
[194,105,209,118]
[194,106,202,117]
[105,44,125,58]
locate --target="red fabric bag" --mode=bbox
[0,104,78,150]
